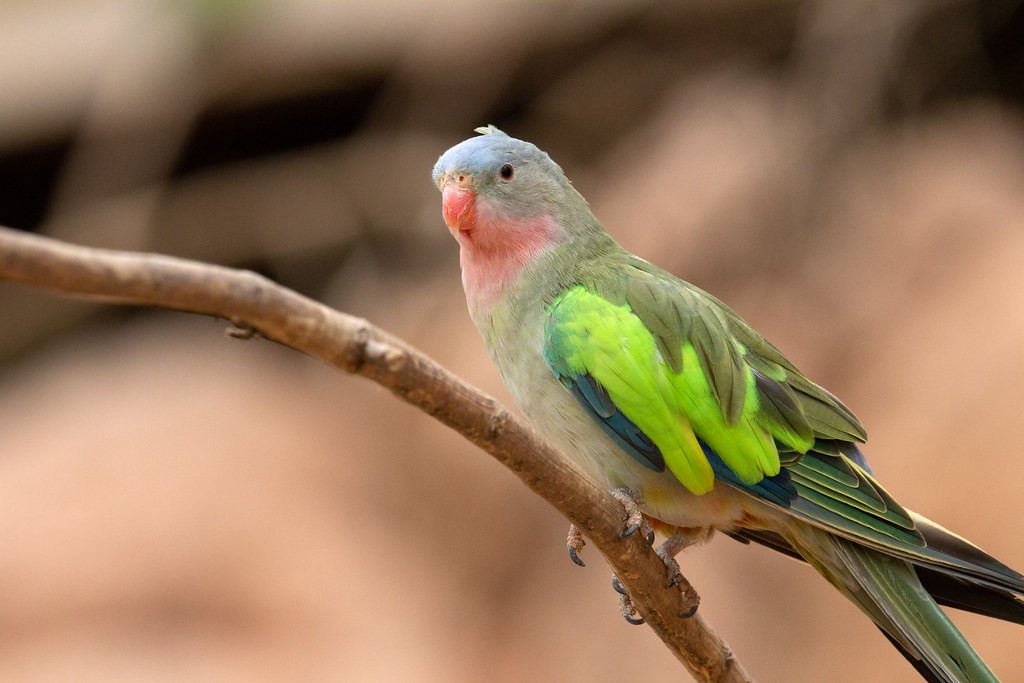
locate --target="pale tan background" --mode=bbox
[0,1,1023,681]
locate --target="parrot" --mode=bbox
[432,126,1024,683]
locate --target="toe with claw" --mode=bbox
[612,575,645,625]
[567,524,587,567]
[656,530,705,617]
[612,527,704,623]
[655,543,684,589]
[610,487,653,540]
[576,491,704,623]
[678,583,700,619]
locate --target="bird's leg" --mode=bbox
[655,529,702,587]
[654,528,709,617]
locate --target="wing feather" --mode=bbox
[547,263,937,559]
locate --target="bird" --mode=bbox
[432,125,1024,682]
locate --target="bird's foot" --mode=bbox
[654,530,701,587]
[611,574,645,625]
[610,487,655,543]
[567,524,586,567]
[653,543,699,617]
[605,493,700,623]
[611,530,702,624]
[656,530,705,616]
[567,489,699,622]
[565,488,655,568]
[655,542,684,589]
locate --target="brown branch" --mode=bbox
[0,225,753,683]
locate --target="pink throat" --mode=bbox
[454,199,561,313]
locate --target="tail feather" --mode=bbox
[878,629,955,683]
[912,512,1024,595]
[919,570,1024,624]
[786,523,1000,683]
[835,539,996,683]
[727,526,1024,624]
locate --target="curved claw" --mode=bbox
[623,611,645,625]
[655,539,685,588]
[610,488,646,539]
[567,524,586,567]
[611,574,627,595]
[679,582,701,619]
[617,590,645,625]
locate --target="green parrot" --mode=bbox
[432,126,1024,682]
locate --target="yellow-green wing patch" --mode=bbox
[544,284,786,493]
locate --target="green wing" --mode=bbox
[544,260,864,489]
[544,260,929,551]
[545,283,777,494]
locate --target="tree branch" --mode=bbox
[0,225,753,683]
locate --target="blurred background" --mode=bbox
[0,0,1023,680]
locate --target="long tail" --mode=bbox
[785,523,1000,683]
[727,526,1024,625]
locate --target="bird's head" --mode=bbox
[432,127,599,314]
[432,126,571,244]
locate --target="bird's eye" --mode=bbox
[499,163,514,180]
